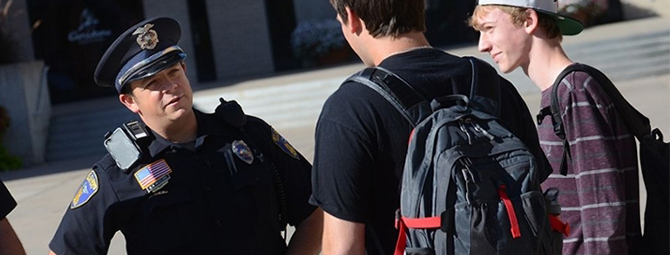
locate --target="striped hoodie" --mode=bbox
[538,67,642,255]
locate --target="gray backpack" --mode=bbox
[347,57,567,255]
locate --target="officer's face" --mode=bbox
[120,62,194,125]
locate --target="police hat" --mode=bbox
[94,17,187,93]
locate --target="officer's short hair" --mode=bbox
[94,17,187,94]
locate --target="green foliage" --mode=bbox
[0,146,21,171]
[0,106,21,171]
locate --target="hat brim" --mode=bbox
[535,9,584,35]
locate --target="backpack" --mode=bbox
[347,57,567,255]
[537,63,669,254]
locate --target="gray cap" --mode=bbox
[478,0,584,35]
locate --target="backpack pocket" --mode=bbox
[450,190,548,254]
[519,191,546,237]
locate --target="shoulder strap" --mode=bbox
[345,57,481,127]
[576,64,653,139]
[539,63,656,175]
[465,56,502,117]
[345,67,428,127]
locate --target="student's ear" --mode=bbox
[524,9,540,34]
[344,6,363,35]
[119,92,140,114]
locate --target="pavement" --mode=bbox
[2,7,669,255]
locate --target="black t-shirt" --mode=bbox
[49,109,316,255]
[0,179,17,219]
[310,48,549,254]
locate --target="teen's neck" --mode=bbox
[372,32,432,66]
[524,39,574,91]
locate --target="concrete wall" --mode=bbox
[293,0,336,23]
[0,61,50,167]
[3,0,35,62]
[142,0,199,88]
[206,0,274,80]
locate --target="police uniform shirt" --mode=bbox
[49,109,315,255]
[0,178,17,219]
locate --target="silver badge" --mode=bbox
[232,140,254,165]
[132,23,159,50]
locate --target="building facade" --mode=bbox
[11,0,476,105]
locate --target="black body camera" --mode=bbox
[104,121,152,172]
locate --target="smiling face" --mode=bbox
[472,7,532,73]
[119,61,194,128]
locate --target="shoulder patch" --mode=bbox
[70,170,100,209]
[271,128,299,159]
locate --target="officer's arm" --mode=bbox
[0,218,25,255]
[320,211,365,255]
[286,208,323,255]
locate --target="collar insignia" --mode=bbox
[232,140,254,165]
[132,23,159,50]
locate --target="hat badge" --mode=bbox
[132,23,159,50]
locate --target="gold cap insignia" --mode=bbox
[132,23,159,50]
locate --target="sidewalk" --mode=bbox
[2,13,669,255]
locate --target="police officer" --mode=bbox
[48,17,322,255]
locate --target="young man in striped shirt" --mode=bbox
[469,1,641,254]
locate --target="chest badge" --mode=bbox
[232,140,254,165]
[70,170,99,209]
[271,128,299,159]
[134,159,173,193]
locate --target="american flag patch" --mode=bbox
[134,159,173,190]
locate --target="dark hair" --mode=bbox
[330,0,426,38]
[120,84,133,95]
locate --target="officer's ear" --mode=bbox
[119,90,141,114]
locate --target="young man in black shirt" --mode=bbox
[309,0,550,254]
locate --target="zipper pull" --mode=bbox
[473,122,495,140]
[458,119,472,144]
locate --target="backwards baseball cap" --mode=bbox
[478,0,583,35]
[94,17,187,93]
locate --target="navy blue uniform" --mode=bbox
[49,109,315,254]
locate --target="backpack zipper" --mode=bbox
[472,122,495,140]
[458,119,472,144]
[459,158,476,205]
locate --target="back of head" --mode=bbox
[330,0,426,38]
